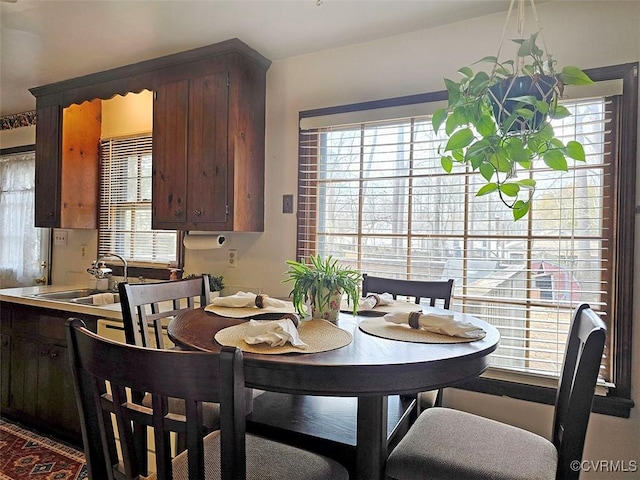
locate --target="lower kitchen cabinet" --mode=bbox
[0,302,99,445]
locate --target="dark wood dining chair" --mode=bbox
[118,276,222,460]
[386,303,606,480]
[361,274,455,410]
[119,275,211,350]
[66,318,348,480]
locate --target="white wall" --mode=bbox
[41,1,640,473]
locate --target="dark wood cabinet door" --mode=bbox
[36,342,80,437]
[153,72,230,230]
[0,334,9,409]
[34,105,62,227]
[8,336,39,417]
[187,72,229,227]
[152,79,189,227]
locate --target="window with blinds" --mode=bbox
[99,135,177,265]
[299,95,615,381]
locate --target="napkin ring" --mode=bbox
[366,294,380,307]
[408,311,422,329]
[280,313,300,327]
[255,294,266,308]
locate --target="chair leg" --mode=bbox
[434,389,443,407]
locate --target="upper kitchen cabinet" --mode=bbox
[33,100,101,228]
[152,51,268,231]
[29,39,271,230]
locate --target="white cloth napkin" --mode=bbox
[360,292,394,310]
[91,292,115,305]
[243,319,308,348]
[383,311,486,339]
[211,291,288,309]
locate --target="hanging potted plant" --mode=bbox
[433,29,593,220]
[283,255,361,322]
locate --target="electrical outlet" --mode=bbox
[81,244,87,259]
[53,229,68,246]
[228,249,238,268]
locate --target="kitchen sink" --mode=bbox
[30,289,105,300]
[71,293,120,305]
[27,289,120,305]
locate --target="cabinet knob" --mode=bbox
[194,209,202,216]
[50,351,59,358]
[174,210,183,217]
[47,211,54,217]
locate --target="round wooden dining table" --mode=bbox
[168,307,500,480]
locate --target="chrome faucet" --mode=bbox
[88,253,128,290]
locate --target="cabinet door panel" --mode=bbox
[9,338,39,416]
[188,72,229,226]
[35,105,62,227]
[37,343,80,436]
[1,334,10,409]
[153,80,189,227]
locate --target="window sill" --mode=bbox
[452,377,634,418]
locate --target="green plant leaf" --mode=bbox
[492,147,513,173]
[445,111,460,135]
[441,155,453,173]
[514,108,535,120]
[512,200,530,221]
[452,149,465,162]
[432,108,448,133]
[566,140,586,161]
[475,55,498,64]
[515,178,536,189]
[504,138,531,164]
[549,104,571,119]
[444,78,461,107]
[499,183,519,197]
[559,66,594,86]
[458,66,473,78]
[475,114,496,137]
[469,71,491,95]
[535,100,549,114]
[509,95,538,105]
[543,149,568,171]
[444,128,474,151]
[477,182,498,196]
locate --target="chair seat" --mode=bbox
[166,430,349,480]
[386,407,557,480]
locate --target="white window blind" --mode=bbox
[99,135,177,265]
[298,96,613,381]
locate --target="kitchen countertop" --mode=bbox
[0,284,123,320]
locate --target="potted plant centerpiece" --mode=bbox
[433,31,593,220]
[284,255,361,322]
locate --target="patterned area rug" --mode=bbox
[0,419,87,480]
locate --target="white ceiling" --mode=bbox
[0,0,512,117]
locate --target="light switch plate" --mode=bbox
[283,194,294,214]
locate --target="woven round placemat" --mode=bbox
[358,317,484,344]
[214,319,353,354]
[204,302,297,318]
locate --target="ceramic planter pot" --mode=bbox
[489,74,558,134]
[310,287,342,322]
